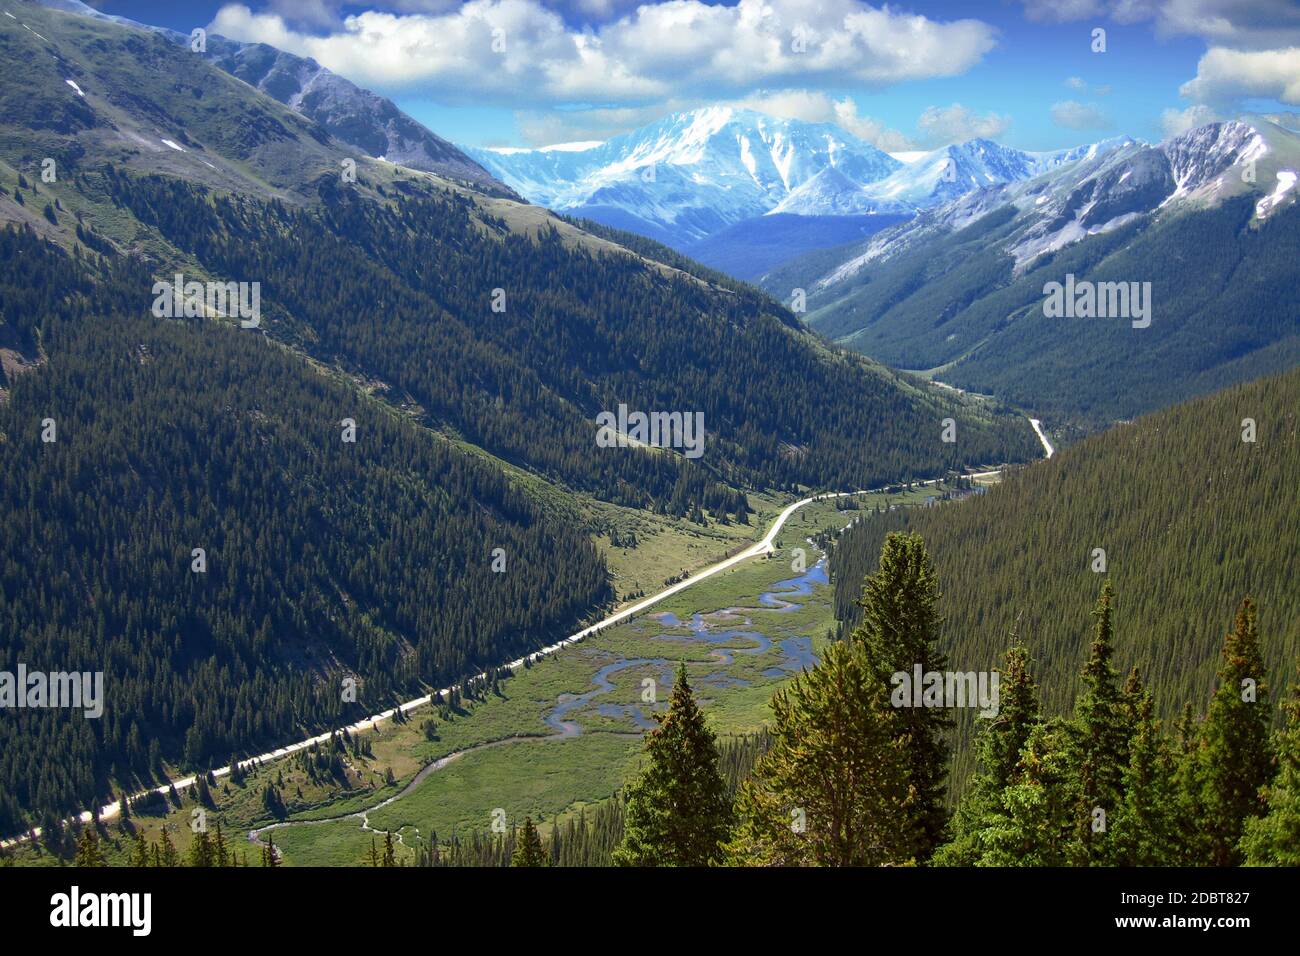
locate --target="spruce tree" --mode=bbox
[727,640,910,866]
[382,830,398,867]
[614,664,732,866]
[511,816,548,867]
[188,829,214,868]
[1242,660,1300,865]
[74,826,106,867]
[978,720,1079,866]
[937,631,1041,865]
[1200,599,1272,866]
[1171,702,1210,864]
[1109,671,1179,865]
[1070,581,1130,864]
[157,827,179,867]
[213,821,229,867]
[850,531,950,860]
[130,831,150,868]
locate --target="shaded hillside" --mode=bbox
[0,227,609,831]
[831,367,1300,784]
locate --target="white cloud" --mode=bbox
[1065,76,1088,90]
[507,91,1015,152]
[1179,46,1300,105]
[210,0,998,104]
[1159,102,1220,137]
[512,102,688,145]
[915,103,1012,145]
[730,90,916,151]
[1050,99,1113,129]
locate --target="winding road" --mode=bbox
[1,461,1013,848]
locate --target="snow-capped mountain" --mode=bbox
[766,117,1300,429]
[773,138,1133,215]
[464,107,902,246]
[812,119,1294,290]
[467,108,1142,247]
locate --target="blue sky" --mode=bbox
[92,1,1300,151]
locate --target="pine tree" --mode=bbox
[74,827,106,867]
[614,664,732,866]
[1199,599,1272,866]
[158,827,180,867]
[511,817,547,867]
[188,829,214,868]
[1109,671,1179,865]
[382,830,398,867]
[937,631,1041,865]
[850,531,950,860]
[130,831,150,868]
[727,640,910,866]
[213,821,229,867]
[1242,660,1300,865]
[1070,581,1130,864]
[977,720,1079,866]
[1171,702,1210,864]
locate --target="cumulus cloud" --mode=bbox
[1159,103,1220,137]
[1179,46,1300,105]
[915,104,1012,146]
[210,0,998,104]
[729,91,916,151]
[511,102,689,145]
[507,90,1014,152]
[1050,99,1113,129]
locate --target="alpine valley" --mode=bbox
[0,0,1297,879]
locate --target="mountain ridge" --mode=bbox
[35,0,515,197]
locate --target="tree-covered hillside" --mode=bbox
[830,366,1300,785]
[0,226,609,831]
[799,194,1300,428]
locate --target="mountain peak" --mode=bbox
[465,108,901,245]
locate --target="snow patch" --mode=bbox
[1256,170,1297,219]
[65,79,84,97]
[489,141,602,155]
[160,139,187,152]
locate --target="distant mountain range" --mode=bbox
[773,137,1132,216]
[768,117,1300,428]
[465,108,904,247]
[467,107,1139,265]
